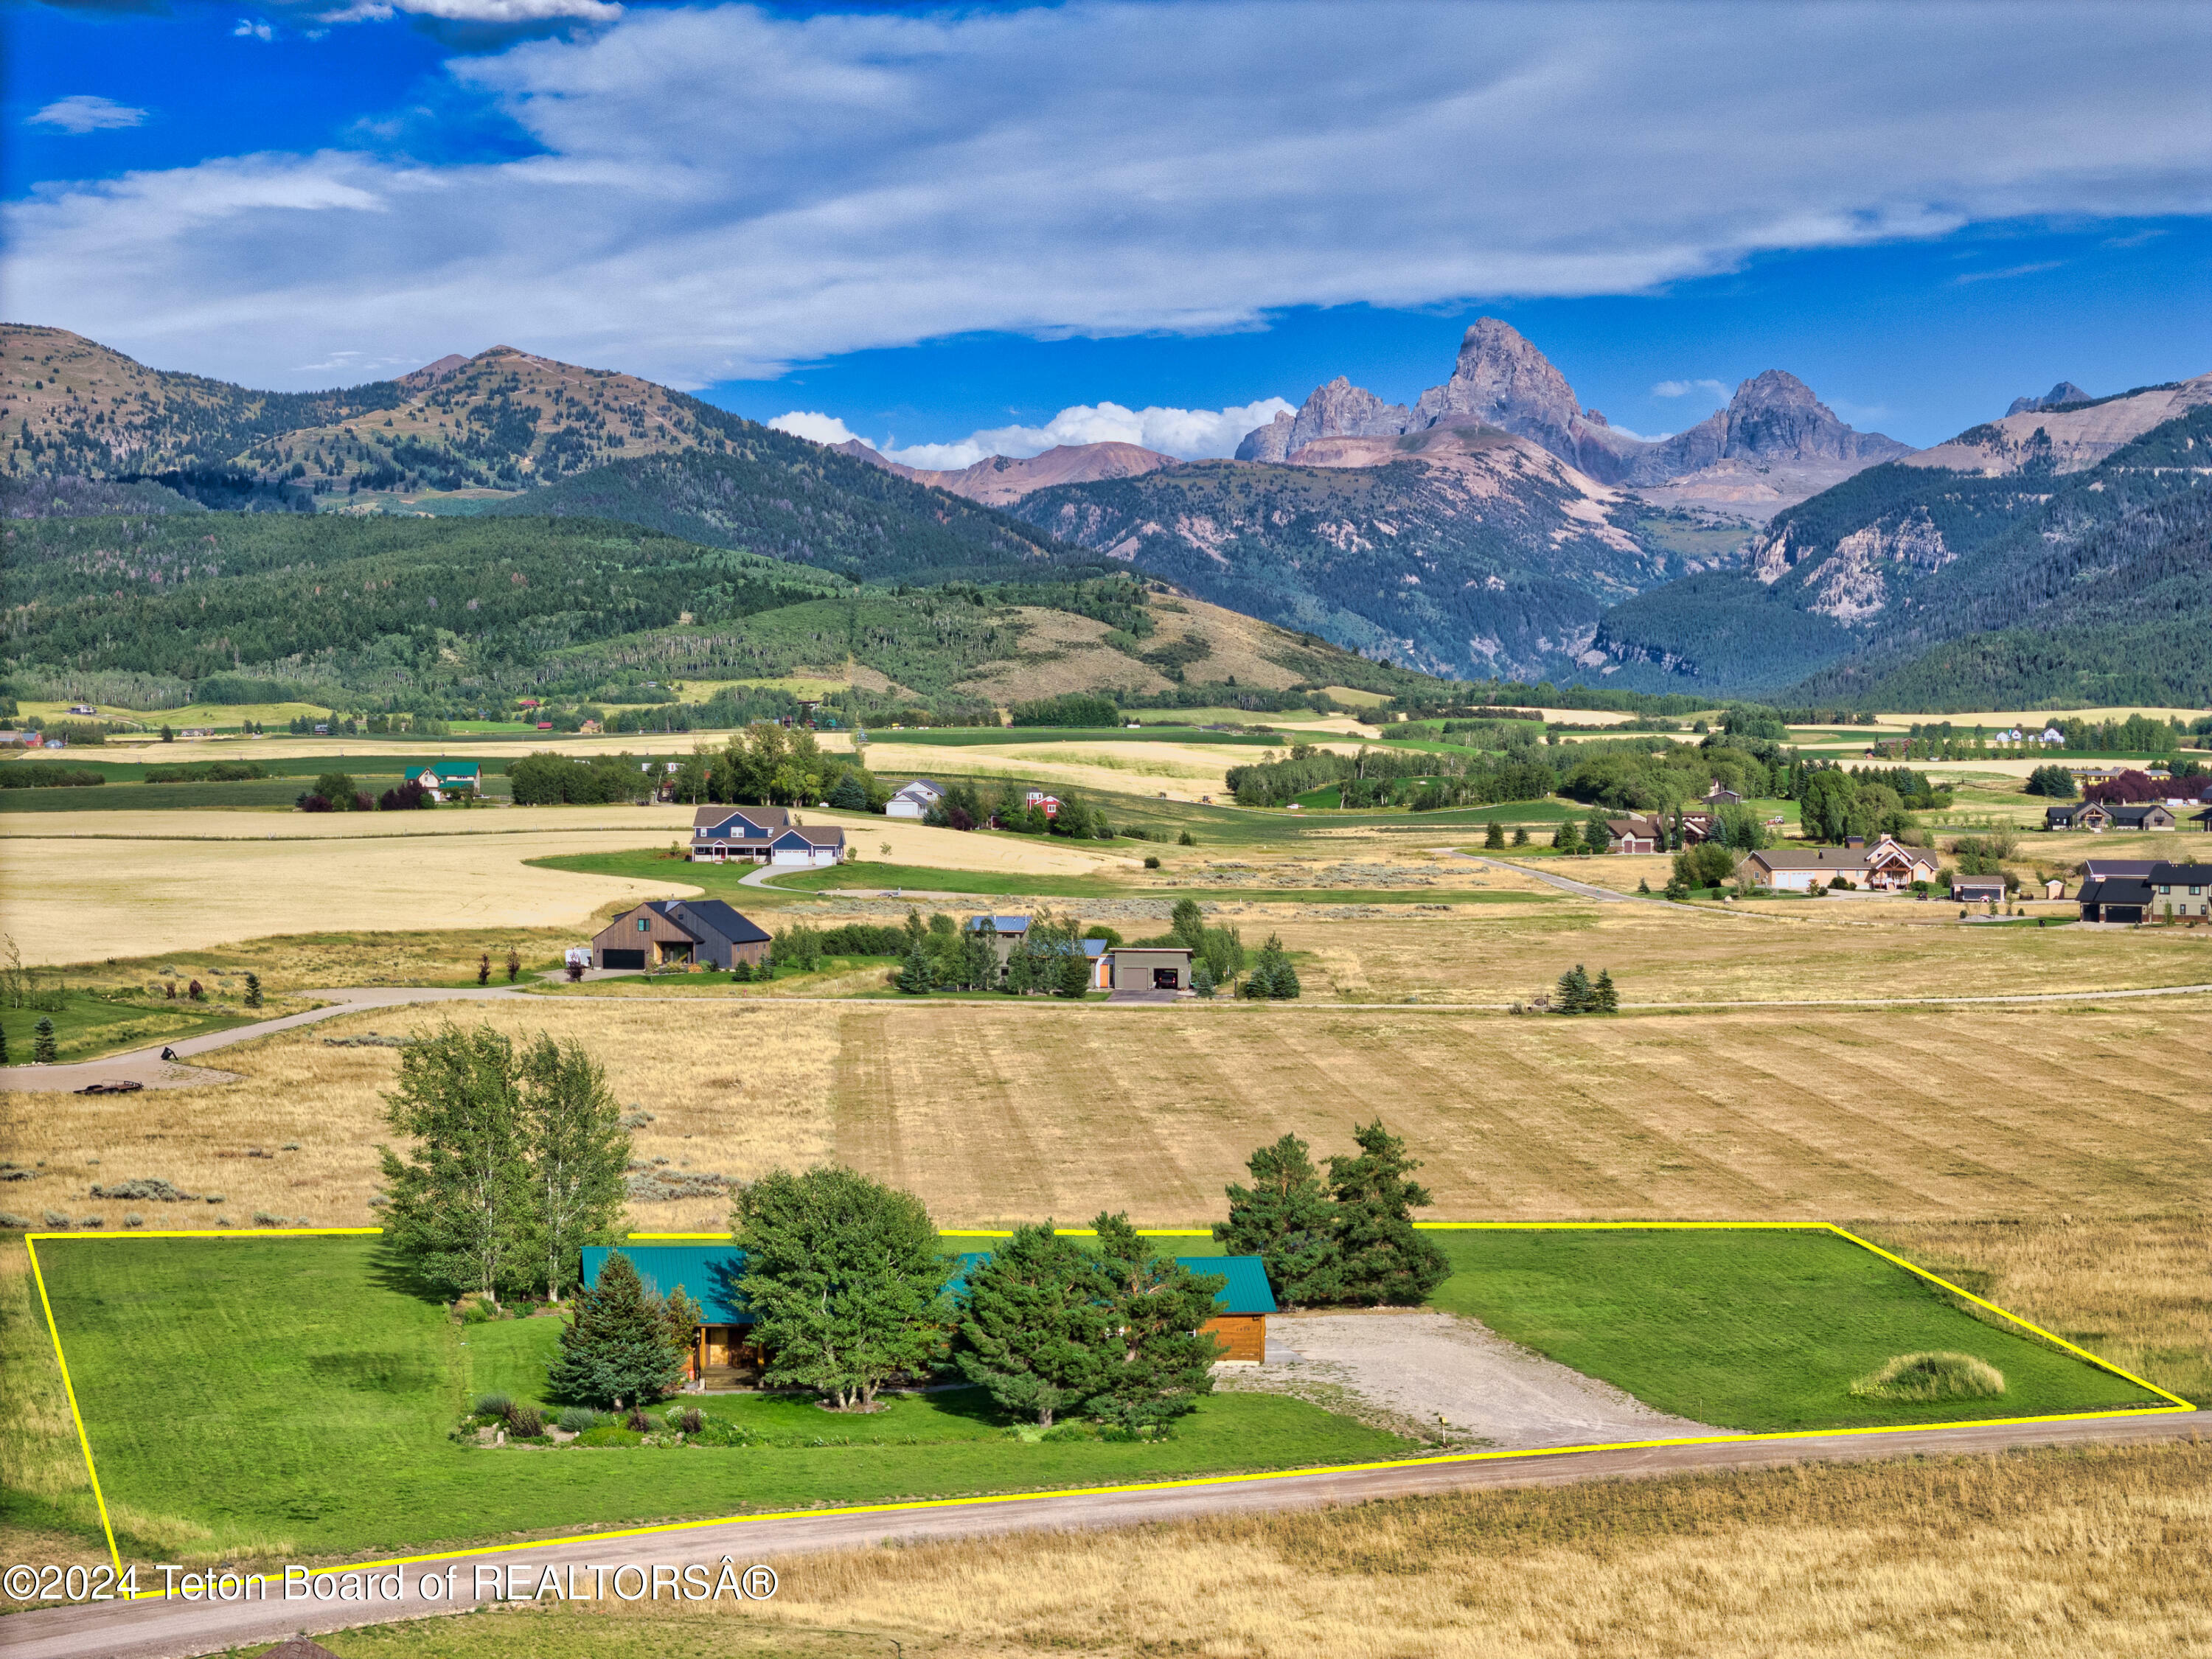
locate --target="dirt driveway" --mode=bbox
[1239,1308,1720,1447]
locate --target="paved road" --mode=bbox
[0,987,529,1094]
[1,1410,2194,1659]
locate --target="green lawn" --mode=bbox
[1,987,259,1064]
[529,851,1551,906]
[1425,1229,2164,1433]
[35,1237,1411,1561]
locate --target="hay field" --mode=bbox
[2,810,1117,965]
[313,1442,2212,1658]
[14,997,2202,1239]
[852,739,1248,800]
[1266,900,2212,1003]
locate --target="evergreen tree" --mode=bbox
[1593,970,1619,1013]
[1325,1120,1448,1305]
[829,770,871,812]
[1512,824,1530,846]
[1237,950,1275,999]
[517,1033,629,1304]
[895,942,937,995]
[1585,811,1613,853]
[545,1251,689,1409]
[1552,820,1582,855]
[1054,945,1091,998]
[1483,819,1506,849]
[1215,1134,1340,1304]
[378,1023,531,1300]
[734,1166,947,1410]
[953,1223,1112,1426]
[505,946,521,984]
[1245,933,1299,999]
[1169,898,1206,949]
[1191,959,1217,998]
[244,972,262,1009]
[1555,964,1593,1013]
[32,1016,57,1064]
[961,930,998,991]
[902,907,928,951]
[1,1023,9,1065]
[1087,1213,1225,1431]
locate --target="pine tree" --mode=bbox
[895,942,937,995]
[517,1034,628,1304]
[1585,812,1613,853]
[1215,1134,1340,1304]
[1484,819,1506,849]
[1054,946,1091,998]
[1512,824,1530,846]
[32,1016,57,1064]
[244,972,262,1009]
[1555,964,1593,1014]
[1593,970,1619,1013]
[376,1023,531,1300]
[953,1223,1113,1427]
[1552,821,1582,855]
[1255,933,1300,999]
[545,1251,689,1409]
[829,771,870,812]
[1191,959,1217,998]
[734,1166,947,1410]
[1325,1120,1448,1305]
[1087,1212,1225,1430]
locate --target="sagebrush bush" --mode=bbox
[42,1211,69,1228]
[0,1213,28,1231]
[1849,1351,2005,1402]
[124,1214,145,1228]
[472,1393,514,1420]
[556,1406,601,1433]
[78,1214,105,1228]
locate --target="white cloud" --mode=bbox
[9,1,2210,388]
[233,17,275,40]
[1951,260,2062,285]
[27,96,148,135]
[767,411,863,447]
[1652,378,1730,402]
[774,398,1294,469]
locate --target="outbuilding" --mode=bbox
[590,899,771,970]
[1110,945,1193,992]
[2078,877,2152,924]
[1951,877,2008,905]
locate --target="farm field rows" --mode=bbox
[10,997,2205,1237]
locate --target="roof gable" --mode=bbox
[670,900,771,945]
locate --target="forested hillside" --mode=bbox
[490,445,1073,582]
[1586,402,2212,702]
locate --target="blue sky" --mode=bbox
[7,0,2209,462]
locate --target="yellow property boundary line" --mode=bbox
[19,1220,2193,1602]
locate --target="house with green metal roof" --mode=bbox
[403,761,480,801]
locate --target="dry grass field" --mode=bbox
[1,810,1120,966]
[1267,900,2212,1002]
[318,1442,2212,1658]
[11,998,2203,1248]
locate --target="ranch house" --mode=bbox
[590,900,771,970]
[580,1244,1279,1386]
[2104,804,2177,832]
[2044,802,2110,831]
[1736,835,1938,893]
[403,762,481,801]
[690,805,847,866]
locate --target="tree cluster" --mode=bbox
[544,1251,698,1411]
[377,1023,630,1304]
[1553,964,1618,1015]
[1213,1124,1447,1307]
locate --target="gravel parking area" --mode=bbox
[1228,1309,1722,1449]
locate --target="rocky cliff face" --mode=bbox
[1232,320,1902,509]
[2008,380,2093,415]
[830,438,1177,505]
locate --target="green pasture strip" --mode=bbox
[0,989,257,1065]
[1425,1229,2162,1434]
[866,726,1280,747]
[34,1237,1407,1562]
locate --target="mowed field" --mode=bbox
[0,809,1121,965]
[10,996,2204,1240]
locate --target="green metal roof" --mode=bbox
[949,1251,1275,1315]
[581,1245,750,1324]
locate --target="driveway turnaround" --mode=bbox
[1,1411,2194,1659]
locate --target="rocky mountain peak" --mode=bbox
[2008,380,2093,415]
[1410,317,1583,442]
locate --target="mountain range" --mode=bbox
[5,318,2205,709]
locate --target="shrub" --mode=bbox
[251,1211,284,1227]
[625,1407,650,1432]
[472,1393,515,1420]
[42,1211,69,1228]
[1178,830,1197,846]
[556,1406,602,1433]
[77,1215,105,1228]
[124,1214,145,1228]
[204,1193,225,1204]
[1848,1351,2005,1402]
[1144,855,1161,869]
[0,1213,27,1231]
[671,1405,705,1435]
[505,1405,547,1438]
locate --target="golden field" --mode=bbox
[8,997,2205,1245]
[235,1443,2212,1659]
